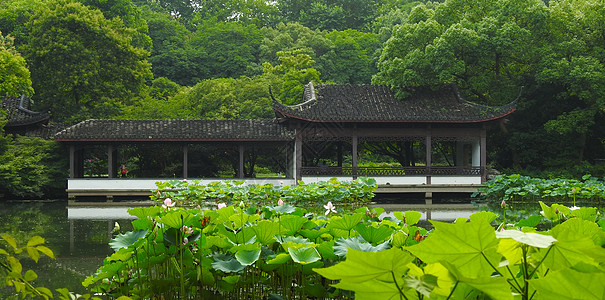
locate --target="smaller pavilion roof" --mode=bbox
[272,83,517,123]
[55,119,295,142]
[1,95,50,127]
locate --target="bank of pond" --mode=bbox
[1,176,605,299]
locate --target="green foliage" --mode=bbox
[262,49,322,105]
[314,207,605,300]
[190,19,263,80]
[318,29,381,84]
[0,136,67,198]
[476,174,605,208]
[22,0,152,122]
[0,32,33,97]
[83,196,605,299]
[1,234,104,300]
[151,177,377,210]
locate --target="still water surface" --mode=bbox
[0,199,478,294]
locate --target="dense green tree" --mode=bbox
[22,0,152,122]
[278,0,380,31]
[318,29,380,84]
[374,0,538,104]
[0,32,33,97]
[79,0,152,50]
[0,134,64,198]
[191,0,280,27]
[375,0,605,172]
[123,76,274,119]
[259,22,332,66]
[262,49,322,105]
[139,7,208,86]
[0,0,49,46]
[190,19,263,79]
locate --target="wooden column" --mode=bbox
[295,131,303,181]
[425,128,432,185]
[107,145,116,178]
[352,136,358,179]
[337,142,343,167]
[69,145,76,178]
[183,144,188,179]
[238,144,245,178]
[481,127,487,183]
[455,141,464,167]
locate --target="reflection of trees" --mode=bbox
[0,202,64,254]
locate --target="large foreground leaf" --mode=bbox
[407,220,500,277]
[314,247,414,283]
[531,268,605,299]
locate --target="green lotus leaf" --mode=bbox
[539,201,558,221]
[355,223,394,245]
[539,219,605,270]
[496,230,556,248]
[516,215,543,228]
[314,247,414,283]
[128,206,162,220]
[299,227,329,240]
[552,217,605,246]
[160,210,194,229]
[83,261,125,287]
[266,253,291,265]
[441,261,513,300]
[162,228,180,246]
[328,213,364,232]
[571,207,597,222]
[235,249,261,266]
[212,257,245,273]
[108,247,133,262]
[229,213,259,229]
[407,220,500,278]
[334,277,411,300]
[228,242,260,253]
[109,230,148,251]
[333,236,390,257]
[271,203,296,214]
[391,231,407,248]
[316,240,337,260]
[288,246,321,265]
[393,210,422,226]
[252,220,280,245]
[206,235,232,249]
[279,215,307,235]
[469,211,499,224]
[531,268,605,299]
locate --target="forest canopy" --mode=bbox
[1,0,605,176]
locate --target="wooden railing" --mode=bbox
[301,166,483,176]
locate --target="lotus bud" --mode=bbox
[500,200,506,209]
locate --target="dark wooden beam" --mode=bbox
[183,144,188,179]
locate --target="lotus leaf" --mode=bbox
[407,220,500,278]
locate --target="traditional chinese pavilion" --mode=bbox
[55,83,516,199]
[1,95,51,136]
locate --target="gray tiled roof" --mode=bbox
[54,119,295,141]
[273,83,516,123]
[1,96,50,127]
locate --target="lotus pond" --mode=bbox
[2,177,605,299]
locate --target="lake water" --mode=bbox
[0,198,479,295]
